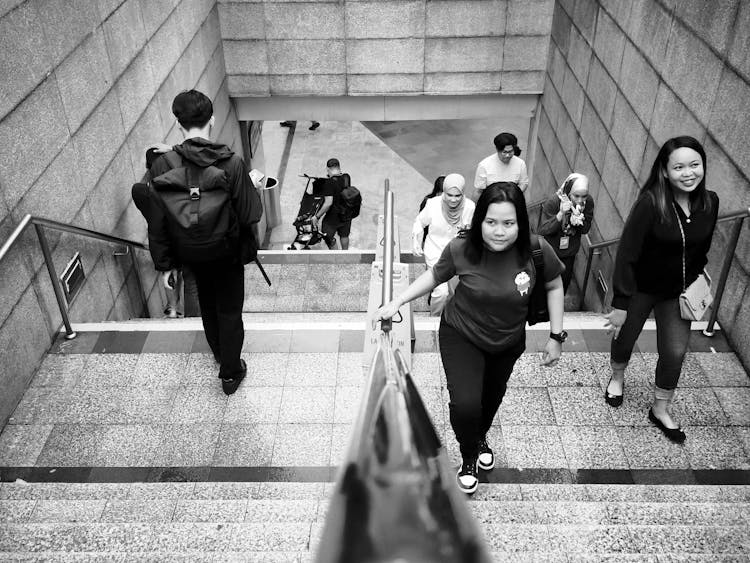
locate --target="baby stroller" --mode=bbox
[288,173,326,250]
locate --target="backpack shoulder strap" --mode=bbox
[530,235,544,270]
[162,151,182,170]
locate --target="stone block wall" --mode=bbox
[0,0,238,426]
[220,0,554,96]
[534,0,750,367]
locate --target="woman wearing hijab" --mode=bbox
[537,173,595,293]
[413,173,476,315]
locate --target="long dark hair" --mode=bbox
[419,175,445,212]
[464,182,530,266]
[641,135,712,223]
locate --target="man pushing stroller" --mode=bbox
[313,158,361,250]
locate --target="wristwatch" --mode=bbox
[549,330,568,343]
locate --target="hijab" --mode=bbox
[557,172,588,197]
[441,173,466,227]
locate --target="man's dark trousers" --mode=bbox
[189,258,245,378]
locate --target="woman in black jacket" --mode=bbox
[603,136,719,443]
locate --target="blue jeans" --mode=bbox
[610,293,691,390]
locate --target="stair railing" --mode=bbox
[580,206,750,336]
[315,181,492,563]
[0,214,150,339]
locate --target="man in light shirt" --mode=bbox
[473,132,529,199]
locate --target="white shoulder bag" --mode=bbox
[673,203,713,321]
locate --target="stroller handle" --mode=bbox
[299,173,324,179]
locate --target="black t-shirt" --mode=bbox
[311,177,334,197]
[325,174,348,198]
[433,237,564,353]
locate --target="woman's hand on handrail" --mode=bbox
[372,300,401,329]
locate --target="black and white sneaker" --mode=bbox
[456,457,478,494]
[477,437,494,471]
[221,359,247,395]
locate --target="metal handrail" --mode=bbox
[580,206,750,336]
[381,179,394,332]
[0,214,150,339]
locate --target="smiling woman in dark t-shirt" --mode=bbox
[375,182,565,495]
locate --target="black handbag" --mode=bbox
[527,235,549,325]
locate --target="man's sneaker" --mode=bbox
[309,121,320,130]
[477,437,494,470]
[456,456,478,494]
[221,359,247,395]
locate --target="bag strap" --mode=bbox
[531,235,544,277]
[671,202,687,291]
[162,151,182,170]
[167,153,202,227]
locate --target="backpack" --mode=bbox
[526,235,550,326]
[336,185,362,221]
[332,173,362,221]
[150,152,239,263]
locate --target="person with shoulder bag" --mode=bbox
[603,136,719,443]
[375,182,565,495]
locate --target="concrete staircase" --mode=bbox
[1,313,748,561]
[1,481,749,560]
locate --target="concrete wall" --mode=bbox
[534,0,750,366]
[219,0,554,97]
[0,0,239,426]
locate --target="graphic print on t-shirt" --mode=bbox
[514,271,530,295]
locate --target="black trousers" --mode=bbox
[611,293,690,390]
[189,259,245,378]
[559,255,576,294]
[439,318,525,459]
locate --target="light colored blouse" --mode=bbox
[412,196,475,268]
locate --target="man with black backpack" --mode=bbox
[143,90,262,395]
[315,158,361,250]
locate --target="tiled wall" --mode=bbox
[533,0,750,367]
[0,0,240,425]
[219,0,555,96]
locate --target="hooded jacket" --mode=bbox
[144,137,261,270]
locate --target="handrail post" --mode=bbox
[703,216,744,336]
[381,180,394,333]
[580,235,594,302]
[34,224,77,340]
[129,245,150,318]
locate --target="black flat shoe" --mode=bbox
[604,379,624,407]
[648,408,686,444]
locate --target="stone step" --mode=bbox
[1,483,748,560]
[243,260,432,313]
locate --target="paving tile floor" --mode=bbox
[2,328,748,475]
